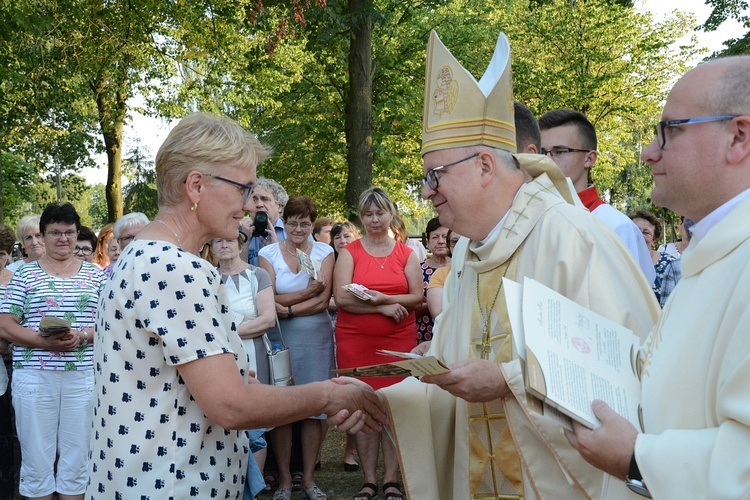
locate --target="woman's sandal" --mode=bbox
[382,482,405,500]
[353,482,378,500]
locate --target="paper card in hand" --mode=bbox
[297,249,319,280]
[343,283,372,300]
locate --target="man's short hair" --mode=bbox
[514,102,541,151]
[539,109,597,150]
[707,56,750,116]
[255,178,289,209]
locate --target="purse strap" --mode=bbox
[262,313,288,351]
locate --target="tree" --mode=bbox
[122,144,158,219]
[701,0,750,56]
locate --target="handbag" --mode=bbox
[262,315,293,386]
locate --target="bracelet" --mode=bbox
[82,329,89,346]
[287,306,294,318]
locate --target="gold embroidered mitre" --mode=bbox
[422,30,516,156]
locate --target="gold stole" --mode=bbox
[467,251,523,499]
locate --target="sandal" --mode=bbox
[382,482,404,500]
[353,482,378,500]
[272,488,292,500]
[303,485,328,499]
[291,471,303,492]
[263,473,278,493]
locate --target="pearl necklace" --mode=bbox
[45,256,76,276]
[154,219,184,249]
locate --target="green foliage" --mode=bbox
[122,145,158,219]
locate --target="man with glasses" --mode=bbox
[567,56,750,499]
[375,30,659,500]
[540,109,655,282]
[243,177,290,266]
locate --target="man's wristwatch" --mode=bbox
[625,453,651,498]
[287,306,294,318]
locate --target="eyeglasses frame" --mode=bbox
[422,153,480,191]
[654,115,737,149]
[205,173,255,205]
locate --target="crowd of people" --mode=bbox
[0,28,747,500]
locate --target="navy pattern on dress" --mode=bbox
[416,261,436,344]
[87,240,250,499]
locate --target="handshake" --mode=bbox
[325,377,388,435]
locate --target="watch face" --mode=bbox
[625,478,652,498]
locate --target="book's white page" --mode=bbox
[522,277,641,429]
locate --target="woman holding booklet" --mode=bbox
[0,202,105,500]
[333,187,422,500]
[259,195,336,500]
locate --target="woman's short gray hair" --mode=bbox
[155,112,272,207]
[16,214,41,241]
[113,212,150,239]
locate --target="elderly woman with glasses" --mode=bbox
[87,113,385,500]
[258,195,336,500]
[0,202,105,500]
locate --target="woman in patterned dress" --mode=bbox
[630,210,682,307]
[414,217,450,344]
[87,112,385,500]
[0,203,105,500]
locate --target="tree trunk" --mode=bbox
[94,83,126,223]
[344,0,374,223]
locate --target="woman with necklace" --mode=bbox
[0,203,105,500]
[87,113,384,500]
[333,187,422,500]
[258,196,336,500]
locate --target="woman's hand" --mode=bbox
[45,331,80,352]
[378,303,408,323]
[306,277,325,296]
[326,377,388,434]
[365,289,389,305]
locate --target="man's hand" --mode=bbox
[259,228,278,246]
[239,216,254,236]
[326,377,388,434]
[421,359,509,402]
[565,400,637,480]
[411,341,431,356]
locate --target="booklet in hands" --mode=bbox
[504,277,643,431]
[334,349,450,378]
[39,317,72,339]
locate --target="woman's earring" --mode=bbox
[191,202,198,211]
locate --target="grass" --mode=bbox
[259,427,397,500]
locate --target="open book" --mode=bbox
[504,277,643,431]
[334,349,450,378]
